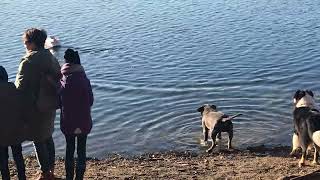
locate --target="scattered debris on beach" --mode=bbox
[8,146,320,179]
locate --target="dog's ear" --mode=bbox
[306,90,314,97]
[294,90,301,99]
[197,105,204,112]
[294,90,306,100]
[210,104,217,110]
[294,90,301,103]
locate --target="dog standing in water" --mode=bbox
[291,90,319,156]
[292,90,320,167]
[197,104,242,153]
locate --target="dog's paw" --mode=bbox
[289,149,300,157]
[289,151,296,157]
[298,161,305,168]
[298,163,304,168]
[200,140,208,146]
[206,148,213,153]
[312,161,319,166]
[206,145,216,153]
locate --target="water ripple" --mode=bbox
[2,0,320,157]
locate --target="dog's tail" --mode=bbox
[222,113,243,122]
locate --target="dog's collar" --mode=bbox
[311,108,320,112]
[295,104,320,112]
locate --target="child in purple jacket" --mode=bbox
[60,49,93,180]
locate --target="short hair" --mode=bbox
[0,66,8,82]
[64,48,81,65]
[22,28,47,48]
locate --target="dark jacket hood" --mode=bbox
[61,63,85,75]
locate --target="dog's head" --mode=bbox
[294,90,316,108]
[197,104,217,116]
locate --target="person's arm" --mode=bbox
[15,59,32,91]
[88,80,94,107]
[45,57,62,90]
[50,57,62,82]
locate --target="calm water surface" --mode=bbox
[1,0,320,158]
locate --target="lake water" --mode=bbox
[1,0,320,158]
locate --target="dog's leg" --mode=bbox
[201,125,209,146]
[312,144,320,165]
[299,136,308,167]
[203,126,209,142]
[307,144,313,156]
[206,130,218,153]
[311,131,320,164]
[290,133,300,156]
[227,130,233,149]
[299,149,307,167]
[216,132,222,150]
[216,132,222,141]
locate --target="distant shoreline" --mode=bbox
[8,145,320,179]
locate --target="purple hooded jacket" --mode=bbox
[60,63,93,135]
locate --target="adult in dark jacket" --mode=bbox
[60,49,93,180]
[0,66,26,180]
[15,28,61,180]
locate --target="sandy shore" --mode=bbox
[7,145,320,179]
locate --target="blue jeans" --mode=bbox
[33,136,55,173]
[65,134,87,180]
[0,144,26,180]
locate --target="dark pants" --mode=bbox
[0,144,26,180]
[33,136,55,173]
[65,134,87,180]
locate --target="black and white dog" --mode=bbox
[291,90,319,155]
[292,90,320,167]
[197,104,242,153]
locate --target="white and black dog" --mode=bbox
[292,90,320,167]
[291,90,319,155]
[197,104,242,153]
